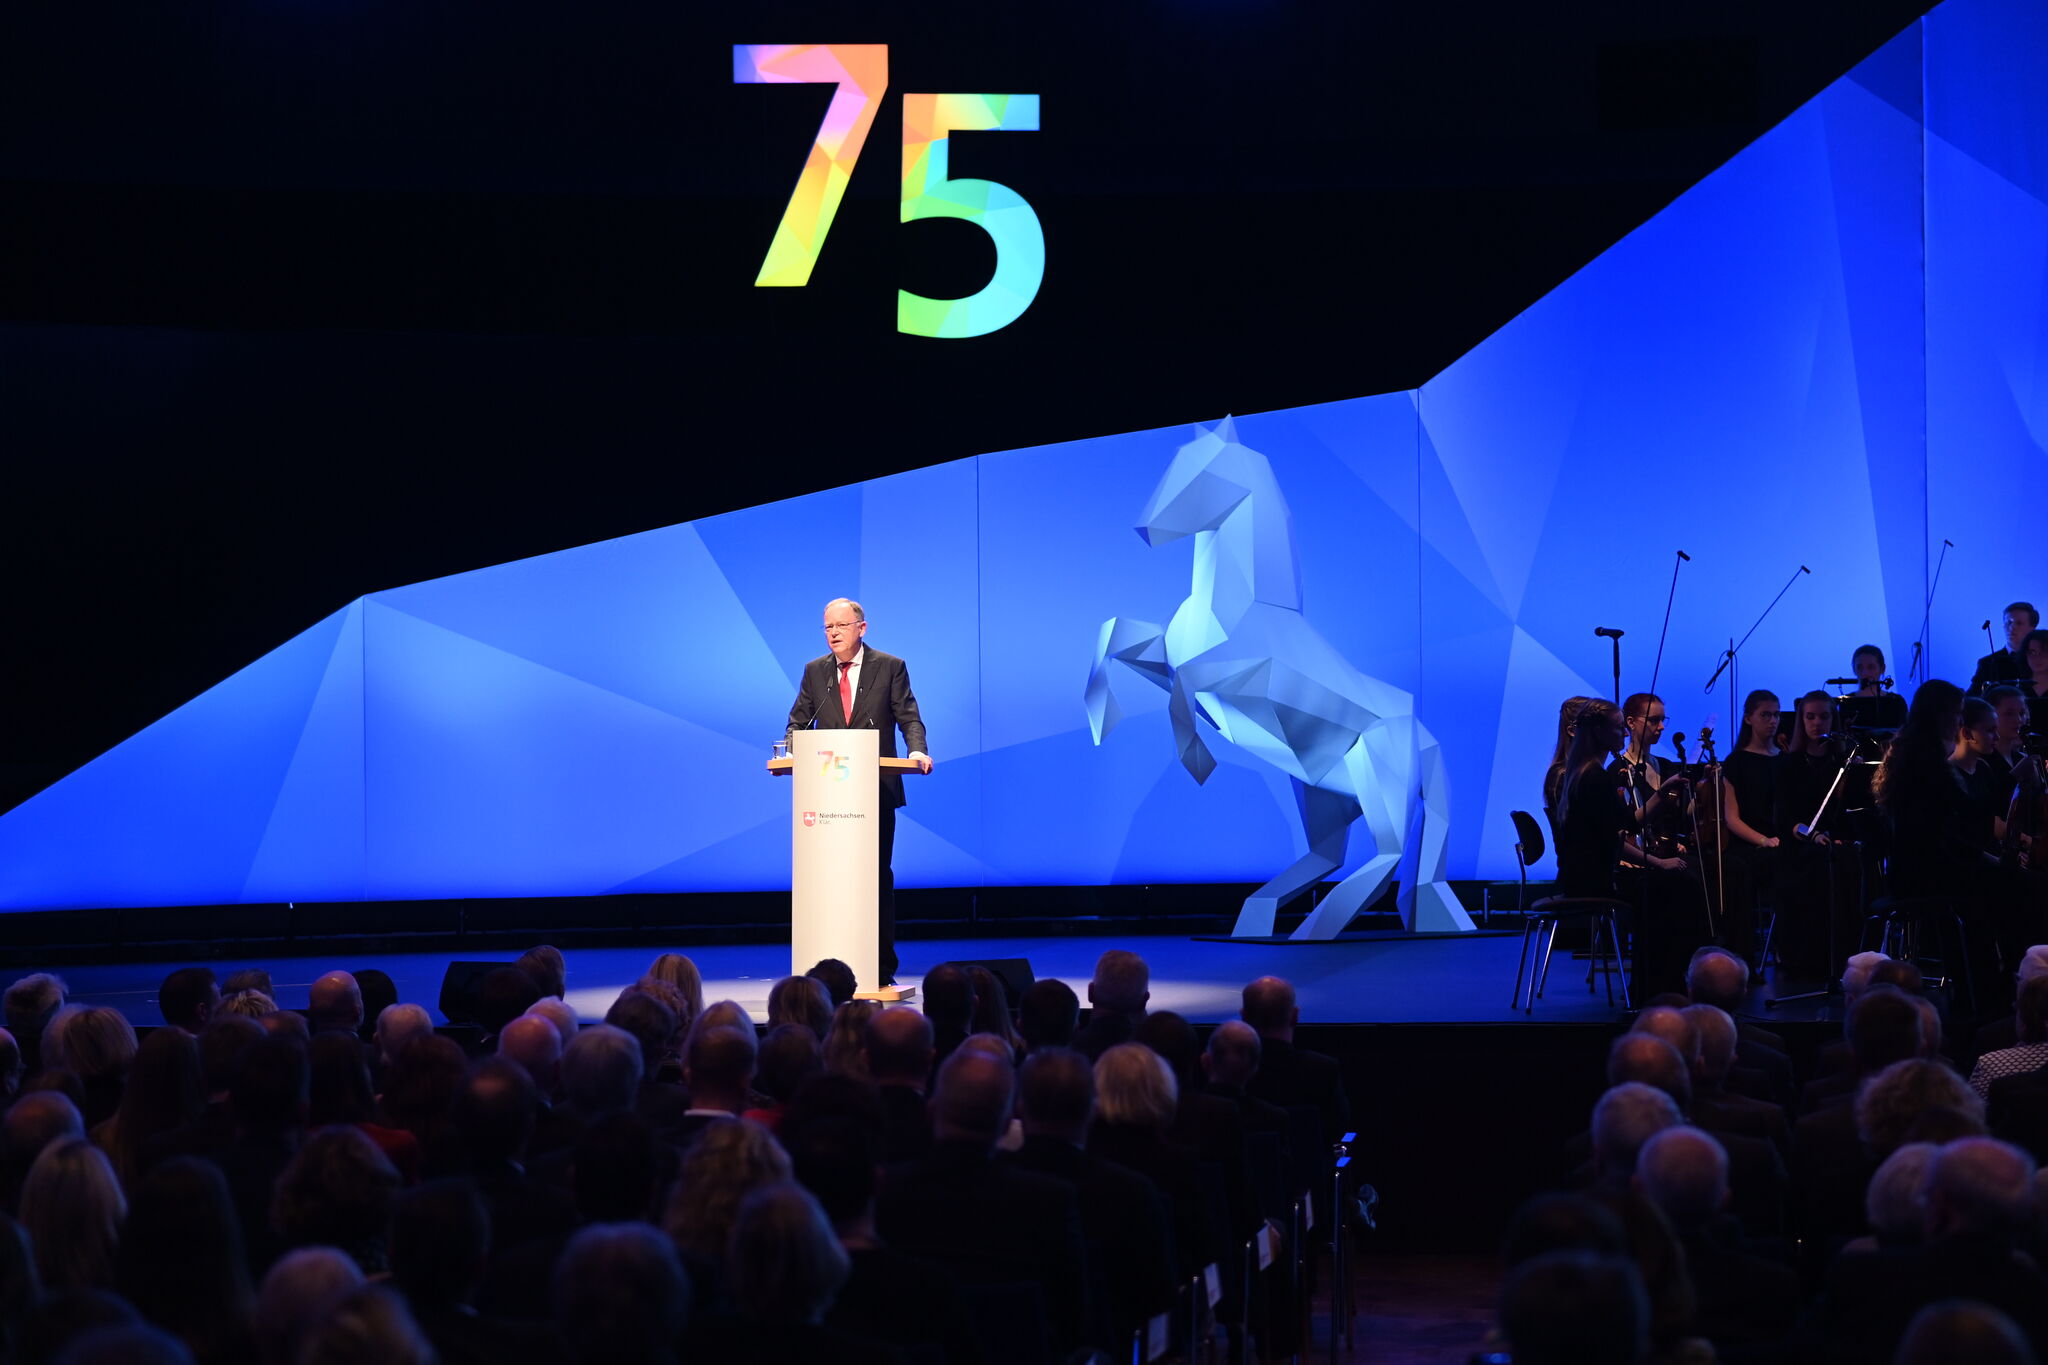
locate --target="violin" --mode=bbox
[2004,753,2044,876]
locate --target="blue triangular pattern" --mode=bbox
[244,600,369,902]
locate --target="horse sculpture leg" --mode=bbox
[1230,781,1356,938]
[1404,721,1473,932]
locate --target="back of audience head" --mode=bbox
[644,953,704,1029]
[822,1000,880,1077]
[452,1056,539,1167]
[1020,978,1080,1051]
[306,971,363,1035]
[1502,1193,1628,1267]
[45,1006,138,1088]
[562,1023,643,1118]
[756,1023,822,1104]
[232,1034,310,1135]
[1090,950,1150,1018]
[931,1046,1016,1145]
[685,1025,757,1111]
[260,1010,310,1044]
[1241,975,1298,1037]
[2015,974,2048,1044]
[783,1109,882,1232]
[157,967,219,1033]
[526,996,580,1044]
[966,967,1023,1052]
[115,1156,251,1357]
[1871,956,1925,996]
[1635,1126,1727,1234]
[379,1033,464,1139]
[1018,1046,1093,1142]
[1922,1137,2036,1246]
[270,1126,401,1269]
[1866,1143,1940,1248]
[692,998,756,1041]
[767,974,833,1041]
[199,1014,264,1096]
[1498,1250,1649,1365]
[921,965,974,1030]
[1591,1082,1681,1180]
[1857,1058,1984,1159]
[296,1284,432,1365]
[516,943,567,999]
[4,1089,83,1177]
[1680,1004,1738,1085]
[864,1006,935,1088]
[349,970,397,1038]
[1095,1041,1176,1132]
[219,990,277,1021]
[110,1027,204,1183]
[52,1322,194,1365]
[1629,1006,1701,1079]
[0,1028,19,1102]
[21,1138,124,1291]
[1134,1010,1200,1089]
[498,1011,564,1096]
[1843,950,1890,1001]
[4,973,67,1057]
[14,1289,140,1365]
[1203,1020,1262,1090]
[1684,949,1747,1011]
[1848,985,1924,1073]
[252,1247,362,1365]
[554,1222,691,1365]
[606,988,679,1075]
[728,1182,850,1324]
[1606,1033,1691,1110]
[806,958,857,1008]
[220,968,271,999]
[306,1030,375,1127]
[1896,1299,2038,1365]
[663,1118,792,1261]
[475,966,543,1036]
[389,1178,490,1309]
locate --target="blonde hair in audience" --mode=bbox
[662,1118,791,1261]
[20,1136,124,1290]
[646,954,704,1029]
[1094,1042,1177,1129]
[822,1000,880,1077]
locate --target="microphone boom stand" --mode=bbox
[1766,742,1861,1008]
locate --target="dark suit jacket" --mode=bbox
[876,1140,1090,1355]
[787,647,928,809]
[1245,1037,1352,1142]
[1814,1235,2048,1364]
[877,1083,933,1163]
[1988,1061,2048,1163]
[1972,648,2028,696]
[1003,1135,1176,1352]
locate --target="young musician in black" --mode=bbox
[1970,602,2040,695]
[1988,685,2030,780]
[1771,691,1847,982]
[1838,644,1907,732]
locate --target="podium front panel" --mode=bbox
[789,728,880,989]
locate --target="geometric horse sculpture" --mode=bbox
[1086,418,1472,936]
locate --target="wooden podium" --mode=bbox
[768,731,923,1002]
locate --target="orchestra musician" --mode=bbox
[1772,690,1849,982]
[2022,628,2048,712]
[1970,602,2041,695]
[1838,644,1907,732]
[1543,694,1599,820]
[1987,685,2030,780]
[1952,697,2011,846]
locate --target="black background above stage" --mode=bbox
[0,0,1933,814]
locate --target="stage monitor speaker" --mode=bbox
[944,957,1037,1005]
[438,960,514,1025]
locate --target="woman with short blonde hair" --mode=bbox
[21,1136,125,1290]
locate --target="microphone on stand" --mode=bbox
[1594,627,1625,639]
[1824,677,1893,688]
[1985,620,1998,650]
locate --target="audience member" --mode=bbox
[269,1125,401,1272]
[1090,1042,1217,1292]
[767,975,833,1043]
[1496,1250,1648,1365]
[643,954,704,1030]
[219,991,276,1021]
[1019,978,1080,1053]
[516,945,568,1001]
[678,1026,757,1143]
[388,1178,534,1365]
[114,1157,253,1363]
[352,971,398,1046]
[1858,1143,1941,1251]
[308,1031,419,1182]
[44,1007,138,1129]
[919,965,975,1070]
[559,1024,642,1122]
[661,1118,790,1272]
[526,998,579,1044]
[1240,975,1353,1141]
[157,969,219,1036]
[966,966,1026,1061]
[1,1090,83,1215]
[296,1283,434,1365]
[822,1000,880,1078]
[863,1007,934,1162]
[1973,975,2048,1098]
[21,1138,124,1292]
[4,974,67,1074]
[103,1025,204,1189]
[474,968,543,1045]
[373,1004,433,1076]
[1895,1299,2038,1365]
[1858,1058,1986,1161]
[250,1247,362,1365]
[1073,952,1149,1060]
[306,973,364,1037]
[553,1222,690,1365]
[220,970,272,999]
[751,1024,822,1119]
[807,959,858,1008]
[1635,1126,1799,1349]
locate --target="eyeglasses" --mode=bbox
[823,622,862,634]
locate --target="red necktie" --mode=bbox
[839,659,853,723]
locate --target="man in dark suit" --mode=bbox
[1071,951,1149,1060]
[787,597,931,985]
[863,1006,934,1163]
[1971,602,2040,696]
[1240,976,1352,1142]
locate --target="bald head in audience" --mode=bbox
[1241,976,1299,1040]
[863,1007,935,1091]
[499,1013,564,1099]
[1897,1300,2036,1365]
[1203,1020,1262,1089]
[932,1047,1014,1147]
[1684,949,1747,1012]
[1088,951,1150,1020]
[1681,1005,1738,1087]
[1606,1033,1691,1111]
[308,971,364,1034]
[1017,1047,1093,1144]
[1591,1082,1681,1181]
[1630,1007,1701,1078]
[1635,1126,1728,1234]
[1922,1138,2036,1246]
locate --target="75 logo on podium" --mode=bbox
[734,44,1042,339]
[817,751,852,781]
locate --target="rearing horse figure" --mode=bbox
[1085,418,1470,937]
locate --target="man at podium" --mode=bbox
[787,598,931,986]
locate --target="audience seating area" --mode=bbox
[0,947,1361,1365]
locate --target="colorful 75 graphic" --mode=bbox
[733,43,1043,339]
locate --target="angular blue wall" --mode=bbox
[3,0,2039,909]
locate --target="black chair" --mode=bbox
[1862,893,1976,1012]
[1510,809,1549,923]
[1513,896,1632,1013]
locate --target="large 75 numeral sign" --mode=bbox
[733,43,1043,340]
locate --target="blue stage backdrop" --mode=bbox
[2,0,2041,911]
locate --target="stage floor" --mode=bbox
[37,930,1654,1030]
